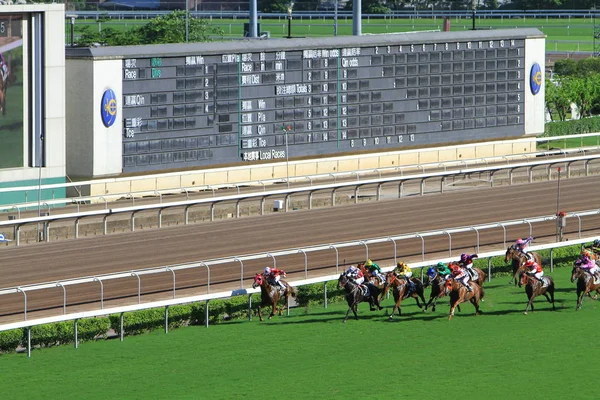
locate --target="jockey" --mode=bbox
[583,240,600,260]
[575,256,600,281]
[524,260,544,286]
[345,265,365,285]
[458,253,478,278]
[264,266,286,290]
[0,53,7,83]
[580,248,597,262]
[364,259,385,285]
[515,236,534,260]
[435,262,452,278]
[393,261,415,291]
[450,263,472,292]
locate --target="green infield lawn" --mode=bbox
[0,266,597,399]
[71,16,596,52]
[537,135,600,150]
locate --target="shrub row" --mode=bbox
[543,117,600,137]
[0,243,587,354]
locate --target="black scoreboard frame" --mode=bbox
[70,28,544,173]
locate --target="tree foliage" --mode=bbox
[546,76,572,122]
[76,11,223,47]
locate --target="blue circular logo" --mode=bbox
[100,89,117,127]
[530,63,542,95]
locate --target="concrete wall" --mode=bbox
[90,137,537,197]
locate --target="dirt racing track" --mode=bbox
[0,175,598,324]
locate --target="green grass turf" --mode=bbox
[0,266,597,399]
[71,17,597,52]
[537,136,600,150]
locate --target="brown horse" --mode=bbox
[357,262,386,289]
[382,271,426,320]
[518,271,556,315]
[423,267,457,313]
[251,273,296,321]
[338,272,383,323]
[464,266,487,287]
[571,265,600,310]
[445,279,484,320]
[505,246,542,286]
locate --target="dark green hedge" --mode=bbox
[543,116,600,137]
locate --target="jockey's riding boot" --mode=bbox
[465,284,472,292]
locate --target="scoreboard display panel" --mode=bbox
[85,29,544,173]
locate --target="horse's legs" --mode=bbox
[448,298,462,320]
[389,294,401,320]
[524,294,534,315]
[343,300,355,323]
[257,305,264,322]
[425,295,435,311]
[577,289,585,310]
[415,290,426,309]
[343,307,352,323]
[549,288,556,311]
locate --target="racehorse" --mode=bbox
[518,270,556,315]
[338,272,383,323]
[505,246,542,286]
[445,279,484,320]
[382,271,426,320]
[252,273,296,321]
[570,265,600,310]
[357,262,386,289]
[462,265,487,288]
[423,267,457,313]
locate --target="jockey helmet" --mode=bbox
[436,262,446,269]
[365,259,373,267]
[397,261,406,268]
[460,253,469,263]
[594,239,600,247]
[515,238,525,245]
[525,260,535,267]
[264,267,271,275]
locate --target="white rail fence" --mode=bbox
[2,153,599,246]
[3,207,596,317]
[2,132,599,214]
[0,235,592,358]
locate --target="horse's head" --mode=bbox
[571,261,585,283]
[338,273,349,288]
[505,246,517,263]
[384,271,396,285]
[357,262,367,275]
[252,273,264,289]
[444,278,453,294]
[519,273,528,287]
